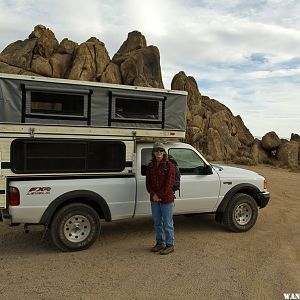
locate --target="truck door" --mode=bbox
[169,147,220,213]
[135,145,221,216]
[135,146,153,216]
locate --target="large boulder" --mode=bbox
[57,38,77,55]
[50,53,74,78]
[251,139,274,164]
[206,128,224,161]
[0,25,60,76]
[112,31,164,88]
[0,39,37,70]
[51,38,78,78]
[0,61,40,76]
[68,37,110,81]
[171,71,202,116]
[31,55,53,77]
[112,31,146,64]
[100,62,122,84]
[277,141,299,167]
[291,133,300,143]
[29,25,59,58]
[261,131,281,151]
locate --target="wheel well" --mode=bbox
[234,188,259,206]
[54,197,106,219]
[215,184,261,223]
[40,190,112,227]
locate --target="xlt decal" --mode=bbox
[27,187,51,195]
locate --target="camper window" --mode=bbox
[115,98,159,120]
[30,92,85,116]
[110,91,165,127]
[22,84,91,124]
[11,139,126,174]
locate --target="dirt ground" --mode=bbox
[0,165,299,300]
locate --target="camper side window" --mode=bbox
[115,98,159,120]
[30,92,85,116]
[11,139,126,174]
[22,85,91,125]
[110,91,165,128]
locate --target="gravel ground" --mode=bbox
[0,165,299,300]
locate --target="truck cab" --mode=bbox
[135,142,221,216]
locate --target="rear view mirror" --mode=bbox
[205,165,213,175]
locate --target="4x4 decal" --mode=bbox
[27,187,51,195]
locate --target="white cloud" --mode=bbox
[0,0,300,137]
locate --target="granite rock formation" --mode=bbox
[0,25,299,168]
[171,71,254,162]
[277,141,300,168]
[112,31,164,88]
[0,26,164,88]
[261,131,281,151]
[251,139,274,165]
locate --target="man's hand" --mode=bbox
[152,194,161,202]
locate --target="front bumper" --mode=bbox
[257,191,270,208]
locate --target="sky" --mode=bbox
[0,0,300,138]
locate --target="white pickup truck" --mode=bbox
[2,142,270,252]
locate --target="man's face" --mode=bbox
[153,148,165,161]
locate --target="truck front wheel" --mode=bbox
[223,193,258,232]
[50,203,100,251]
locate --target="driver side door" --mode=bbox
[169,148,220,213]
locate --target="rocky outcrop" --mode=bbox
[291,133,300,143]
[68,37,110,81]
[29,25,59,58]
[0,26,163,88]
[0,25,70,77]
[171,71,254,161]
[112,31,164,88]
[0,25,58,74]
[112,31,146,64]
[100,62,122,84]
[0,61,39,76]
[277,141,299,168]
[171,71,202,116]
[261,131,281,151]
[0,25,299,169]
[251,139,274,165]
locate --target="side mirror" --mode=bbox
[205,165,213,175]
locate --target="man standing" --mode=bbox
[146,142,176,255]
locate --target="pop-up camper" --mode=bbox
[0,73,187,208]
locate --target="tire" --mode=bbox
[50,203,100,252]
[223,193,258,232]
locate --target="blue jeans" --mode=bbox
[151,202,174,247]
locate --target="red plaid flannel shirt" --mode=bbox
[146,159,176,204]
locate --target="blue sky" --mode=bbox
[0,0,300,138]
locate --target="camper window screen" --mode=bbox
[115,98,159,120]
[11,139,126,173]
[30,92,85,116]
[110,92,165,126]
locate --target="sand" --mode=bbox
[0,164,299,299]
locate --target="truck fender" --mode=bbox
[215,183,261,223]
[40,190,111,226]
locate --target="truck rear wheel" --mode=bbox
[50,203,100,251]
[223,193,258,232]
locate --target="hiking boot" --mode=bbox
[159,245,174,255]
[151,243,165,252]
